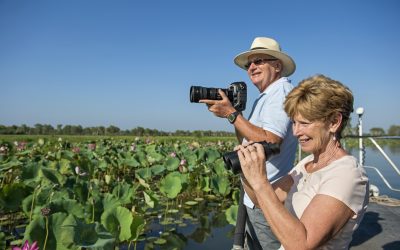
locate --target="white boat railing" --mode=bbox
[356,107,400,193]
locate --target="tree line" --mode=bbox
[1,124,399,137]
[0,124,236,137]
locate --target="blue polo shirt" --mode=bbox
[243,77,298,208]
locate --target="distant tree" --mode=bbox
[57,124,63,134]
[70,125,83,135]
[33,124,43,134]
[106,125,120,135]
[63,125,72,135]
[388,125,400,136]
[15,124,29,134]
[370,127,385,136]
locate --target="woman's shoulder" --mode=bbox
[324,155,368,181]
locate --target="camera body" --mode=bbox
[190,82,247,112]
[223,142,280,174]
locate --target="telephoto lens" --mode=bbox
[190,86,222,103]
[223,142,280,174]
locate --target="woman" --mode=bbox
[236,74,369,249]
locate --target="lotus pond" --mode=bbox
[0,137,240,249]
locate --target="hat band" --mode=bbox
[251,47,269,50]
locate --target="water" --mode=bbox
[350,145,400,199]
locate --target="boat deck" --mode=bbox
[350,197,400,249]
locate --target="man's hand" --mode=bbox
[199,89,236,118]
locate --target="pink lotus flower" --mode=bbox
[12,240,39,250]
[72,147,80,153]
[170,152,177,157]
[88,143,96,151]
[180,159,187,166]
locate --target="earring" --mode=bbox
[332,134,337,141]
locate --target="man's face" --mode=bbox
[246,54,282,92]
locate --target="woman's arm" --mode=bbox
[238,143,354,249]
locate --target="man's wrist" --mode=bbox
[226,111,240,124]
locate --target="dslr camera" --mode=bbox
[223,142,280,174]
[190,82,247,112]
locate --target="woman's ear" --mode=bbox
[330,113,343,133]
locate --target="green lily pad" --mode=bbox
[184,201,198,206]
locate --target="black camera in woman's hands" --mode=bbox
[223,142,280,174]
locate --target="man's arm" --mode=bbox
[200,89,282,144]
[233,113,282,144]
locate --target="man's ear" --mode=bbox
[276,61,283,72]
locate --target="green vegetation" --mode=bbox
[0,137,240,249]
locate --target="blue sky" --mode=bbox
[1,0,399,133]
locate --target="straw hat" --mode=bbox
[234,37,296,77]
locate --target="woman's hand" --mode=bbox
[237,143,269,191]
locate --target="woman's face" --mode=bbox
[292,113,332,154]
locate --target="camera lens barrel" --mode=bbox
[223,142,280,174]
[190,86,225,103]
[189,82,247,111]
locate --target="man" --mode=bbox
[200,37,298,249]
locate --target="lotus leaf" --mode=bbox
[160,172,182,199]
[60,214,114,250]
[224,204,238,225]
[147,152,163,164]
[23,212,68,250]
[98,161,108,171]
[130,214,145,241]
[102,193,121,212]
[122,156,140,168]
[164,157,180,171]
[0,183,30,212]
[58,158,72,175]
[150,164,165,175]
[101,206,133,241]
[143,191,158,208]
[205,149,220,164]
[135,167,152,180]
[72,181,89,203]
[20,162,40,181]
[213,159,227,176]
[49,198,85,218]
[112,182,135,205]
[184,201,198,206]
[154,238,167,245]
[196,148,206,161]
[134,151,148,167]
[41,167,65,186]
[211,175,231,196]
[0,158,23,171]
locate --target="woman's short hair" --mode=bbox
[284,74,354,139]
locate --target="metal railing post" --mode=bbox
[356,107,365,166]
